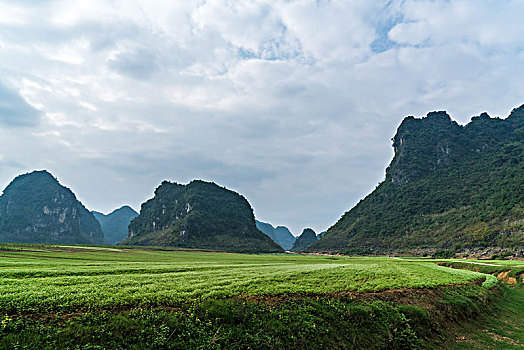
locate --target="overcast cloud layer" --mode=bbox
[1,0,523,235]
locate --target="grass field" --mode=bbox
[0,245,494,315]
[1,244,517,349]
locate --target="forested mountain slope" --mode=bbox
[291,228,318,252]
[309,105,524,254]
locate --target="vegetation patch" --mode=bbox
[0,282,499,350]
[445,284,524,349]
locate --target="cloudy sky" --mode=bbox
[0,0,523,235]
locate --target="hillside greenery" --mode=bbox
[122,180,283,253]
[310,105,524,254]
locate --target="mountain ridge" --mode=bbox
[291,228,318,252]
[255,220,296,250]
[93,205,138,245]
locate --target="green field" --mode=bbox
[1,244,519,349]
[0,245,493,315]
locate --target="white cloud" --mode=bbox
[279,0,377,63]
[0,82,41,127]
[0,2,31,25]
[194,1,284,52]
[391,0,524,49]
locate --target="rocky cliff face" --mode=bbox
[387,106,524,185]
[93,205,138,245]
[0,170,104,244]
[310,104,524,254]
[122,180,283,253]
[291,228,318,252]
[387,111,464,184]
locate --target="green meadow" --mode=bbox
[0,245,493,315]
[2,244,520,349]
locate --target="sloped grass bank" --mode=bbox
[434,259,523,348]
[1,281,500,350]
[450,284,524,349]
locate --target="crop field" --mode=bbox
[0,244,495,315]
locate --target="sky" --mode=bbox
[0,0,523,235]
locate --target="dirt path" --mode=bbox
[455,261,503,267]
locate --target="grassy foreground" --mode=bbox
[0,245,493,314]
[0,245,505,349]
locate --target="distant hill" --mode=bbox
[121,180,283,253]
[255,220,296,250]
[274,226,296,250]
[291,228,318,251]
[93,206,138,245]
[309,105,524,254]
[0,170,104,244]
